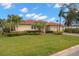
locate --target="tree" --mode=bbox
[0,19,3,33]
[58,3,78,27]
[66,9,76,26]
[7,15,22,31]
[0,19,3,28]
[32,21,47,34]
[3,22,12,33]
[7,15,22,24]
[74,10,79,29]
[0,19,6,30]
[58,5,64,31]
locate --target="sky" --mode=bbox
[0,3,64,24]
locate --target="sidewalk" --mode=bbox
[63,33,79,37]
[50,45,79,56]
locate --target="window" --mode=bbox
[31,25,37,29]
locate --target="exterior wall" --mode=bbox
[15,25,64,31]
[64,20,79,29]
[65,26,79,29]
[15,25,37,31]
[70,20,79,28]
[48,26,64,31]
[72,20,79,26]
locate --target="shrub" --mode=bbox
[76,28,79,33]
[46,31,53,33]
[25,30,41,35]
[2,28,10,33]
[64,28,72,33]
[53,30,64,35]
[4,31,25,36]
[5,30,41,37]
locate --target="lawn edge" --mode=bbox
[50,45,79,56]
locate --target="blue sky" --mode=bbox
[0,3,64,24]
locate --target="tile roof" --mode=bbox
[48,22,64,26]
[19,20,35,25]
[19,20,64,26]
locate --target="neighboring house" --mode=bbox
[65,20,79,28]
[71,20,79,28]
[15,20,64,31]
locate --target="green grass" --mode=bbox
[0,34,79,56]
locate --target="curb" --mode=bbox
[50,45,79,56]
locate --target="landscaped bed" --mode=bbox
[0,34,79,56]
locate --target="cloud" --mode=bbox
[25,13,47,20]
[32,13,47,20]
[25,13,36,17]
[33,15,39,19]
[20,8,28,13]
[33,13,42,19]
[19,14,23,17]
[51,17,56,20]
[36,15,47,20]
[48,17,56,22]
[0,3,13,9]
[54,4,61,8]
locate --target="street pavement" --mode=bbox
[68,50,79,56]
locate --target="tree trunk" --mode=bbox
[43,26,46,34]
[59,17,61,31]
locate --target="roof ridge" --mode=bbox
[19,19,64,26]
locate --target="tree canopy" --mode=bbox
[58,3,79,26]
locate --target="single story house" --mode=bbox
[15,20,64,32]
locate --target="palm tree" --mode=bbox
[7,15,22,31]
[58,3,77,27]
[0,19,3,33]
[58,6,64,31]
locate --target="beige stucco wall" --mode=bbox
[49,26,64,31]
[15,25,37,31]
[15,25,64,31]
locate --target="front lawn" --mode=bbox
[0,34,79,56]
